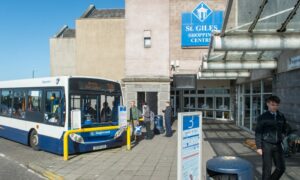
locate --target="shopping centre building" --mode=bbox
[50,0,300,133]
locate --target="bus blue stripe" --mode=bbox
[0,125,125,155]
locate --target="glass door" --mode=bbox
[215,96,231,120]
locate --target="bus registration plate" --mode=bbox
[93,145,107,151]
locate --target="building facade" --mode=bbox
[50,0,300,133]
[50,6,125,81]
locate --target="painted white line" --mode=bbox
[0,153,6,158]
[27,169,47,179]
[0,152,46,179]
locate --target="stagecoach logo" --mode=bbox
[192,2,213,22]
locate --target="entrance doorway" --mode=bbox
[180,88,231,120]
[137,92,158,114]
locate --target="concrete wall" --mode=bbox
[275,50,300,133]
[75,19,125,81]
[50,38,76,76]
[170,0,226,74]
[124,82,170,116]
[274,69,300,133]
[125,0,169,78]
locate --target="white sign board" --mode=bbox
[118,106,127,128]
[178,112,202,180]
[71,109,81,129]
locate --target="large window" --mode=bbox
[27,90,42,112]
[70,94,121,125]
[45,90,64,126]
[182,88,231,120]
[13,90,26,119]
[0,90,13,116]
[26,90,43,122]
[237,78,273,131]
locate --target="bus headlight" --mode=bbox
[69,133,84,143]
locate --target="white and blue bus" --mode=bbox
[0,76,125,155]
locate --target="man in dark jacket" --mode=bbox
[255,95,287,180]
[163,101,172,137]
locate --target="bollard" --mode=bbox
[127,126,131,150]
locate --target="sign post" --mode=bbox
[177,112,202,180]
[118,106,127,128]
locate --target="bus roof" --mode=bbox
[0,76,119,89]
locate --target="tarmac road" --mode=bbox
[0,152,44,180]
[0,138,45,180]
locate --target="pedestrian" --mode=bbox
[142,103,152,139]
[255,95,287,180]
[163,101,172,137]
[129,101,139,142]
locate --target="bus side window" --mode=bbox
[12,90,26,119]
[0,90,13,116]
[27,90,42,112]
[45,90,62,125]
[26,90,43,122]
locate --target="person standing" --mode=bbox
[163,101,172,137]
[255,95,287,180]
[129,101,139,142]
[143,103,152,139]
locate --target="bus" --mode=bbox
[0,76,125,155]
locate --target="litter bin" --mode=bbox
[153,115,165,134]
[206,156,253,180]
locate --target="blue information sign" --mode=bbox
[181,2,223,47]
[118,106,127,127]
[178,112,202,180]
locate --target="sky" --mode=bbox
[0,0,125,81]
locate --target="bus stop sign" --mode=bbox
[177,112,202,180]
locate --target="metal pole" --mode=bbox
[127,126,131,150]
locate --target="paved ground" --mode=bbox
[0,152,45,180]
[0,120,299,180]
[203,121,300,180]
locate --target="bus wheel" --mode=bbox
[29,130,39,151]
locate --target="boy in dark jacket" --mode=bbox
[255,95,286,180]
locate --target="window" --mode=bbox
[26,90,43,122]
[27,90,42,112]
[245,84,251,94]
[252,81,261,94]
[0,90,13,116]
[263,78,273,93]
[12,90,26,119]
[45,90,64,126]
[70,94,121,125]
[101,95,118,122]
[197,90,204,94]
[144,30,151,48]
[198,97,204,108]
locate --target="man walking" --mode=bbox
[163,101,172,137]
[255,96,287,180]
[129,101,139,142]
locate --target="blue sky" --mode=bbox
[0,0,125,81]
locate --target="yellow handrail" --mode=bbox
[63,125,131,161]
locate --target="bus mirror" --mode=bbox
[71,110,81,129]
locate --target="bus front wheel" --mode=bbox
[29,130,40,151]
